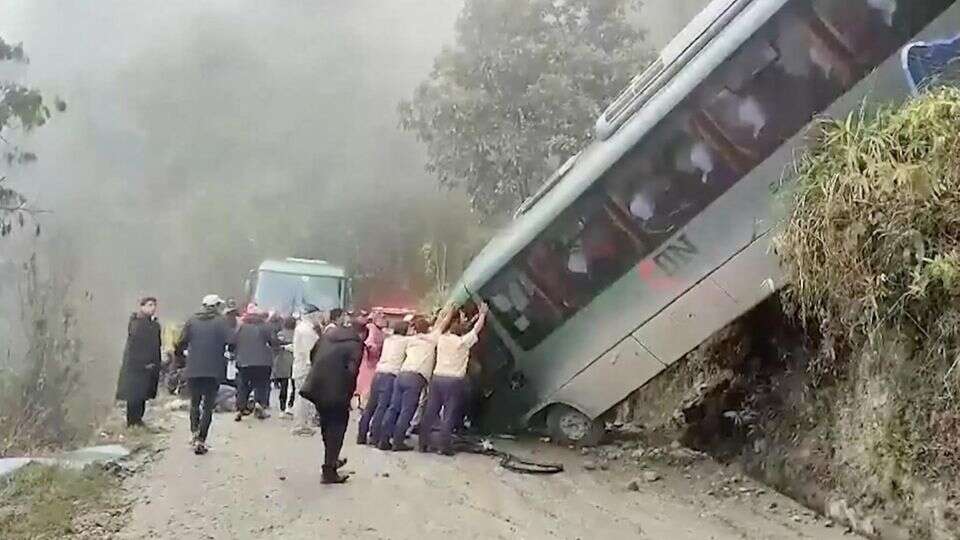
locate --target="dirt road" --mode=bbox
[117,409,857,540]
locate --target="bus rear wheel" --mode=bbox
[547,405,604,447]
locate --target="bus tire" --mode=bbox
[547,405,604,447]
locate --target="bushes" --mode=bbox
[775,88,960,527]
[778,87,960,345]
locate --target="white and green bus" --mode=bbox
[246,258,350,316]
[449,0,960,445]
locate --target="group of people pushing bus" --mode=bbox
[116,293,488,484]
[355,302,488,454]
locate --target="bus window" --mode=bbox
[524,240,582,315]
[624,173,674,235]
[579,196,641,289]
[696,0,954,168]
[605,118,730,245]
[814,0,954,67]
[773,8,853,95]
[812,0,900,65]
[684,140,724,187]
[481,266,563,350]
[484,193,645,351]
[699,88,766,161]
[545,192,641,299]
[700,35,783,158]
[696,1,873,165]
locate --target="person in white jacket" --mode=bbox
[291,305,322,436]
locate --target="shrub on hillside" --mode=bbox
[776,88,960,512]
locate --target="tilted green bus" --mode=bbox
[449,0,960,444]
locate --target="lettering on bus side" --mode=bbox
[652,234,699,276]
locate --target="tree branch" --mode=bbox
[0,200,49,215]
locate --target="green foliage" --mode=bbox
[777,88,960,350]
[399,0,652,217]
[0,84,50,132]
[0,38,26,62]
[0,36,64,238]
[0,464,117,539]
[776,88,960,494]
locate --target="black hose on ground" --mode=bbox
[452,436,564,475]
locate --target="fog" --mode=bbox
[0,0,719,391]
[3,1,466,327]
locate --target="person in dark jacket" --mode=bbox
[234,306,278,421]
[175,294,234,455]
[272,317,297,416]
[116,297,161,427]
[300,313,363,484]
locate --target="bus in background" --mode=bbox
[449,0,960,445]
[246,258,350,316]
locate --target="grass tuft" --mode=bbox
[0,464,117,539]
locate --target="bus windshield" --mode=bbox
[254,271,342,314]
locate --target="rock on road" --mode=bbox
[118,410,857,540]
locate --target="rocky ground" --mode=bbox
[65,411,171,539]
[105,403,860,540]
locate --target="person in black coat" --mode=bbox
[116,297,162,427]
[300,313,363,484]
[175,294,234,455]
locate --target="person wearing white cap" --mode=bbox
[174,294,233,455]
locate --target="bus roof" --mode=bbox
[258,258,347,278]
[451,0,784,301]
[595,0,753,140]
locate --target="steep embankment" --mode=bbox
[617,89,960,539]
